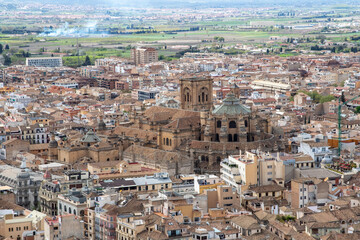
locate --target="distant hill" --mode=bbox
[1,0,360,8]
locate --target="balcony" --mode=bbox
[220,161,238,169]
[105,225,115,230]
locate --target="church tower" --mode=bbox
[180,77,213,111]
[48,133,58,161]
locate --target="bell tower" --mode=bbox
[180,77,213,111]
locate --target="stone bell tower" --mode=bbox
[180,77,213,111]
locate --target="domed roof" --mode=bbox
[81,130,101,143]
[49,139,58,148]
[212,93,251,116]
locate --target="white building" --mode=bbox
[6,93,32,109]
[26,57,63,67]
[298,141,333,167]
[52,79,79,89]
[194,175,222,194]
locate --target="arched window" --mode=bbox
[202,92,205,102]
[205,156,209,162]
[184,87,191,102]
[216,156,222,163]
[215,134,220,142]
[194,160,200,168]
[80,210,85,216]
[73,209,76,215]
[163,138,165,145]
[198,95,201,102]
[228,134,233,142]
[244,120,248,127]
[234,134,238,142]
[229,121,236,128]
[201,155,206,162]
[170,139,172,146]
[166,138,169,146]
[217,120,222,128]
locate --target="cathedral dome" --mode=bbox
[81,130,101,143]
[212,93,251,116]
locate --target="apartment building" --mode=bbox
[291,178,330,209]
[57,189,88,217]
[131,47,158,65]
[40,170,92,216]
[99,173,172,193]
[26,57,63,67]
[220,151,258,192]
[298,141,333,167]
[44,214,84,240]
[206,185,238,211]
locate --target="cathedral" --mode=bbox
[48,77,282,175]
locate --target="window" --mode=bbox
[267,178,272,181]
[217,120,222,128]
[233,134,238,142]
[229,121,236,128]
[223,189,229,192]
[267,172,272,175]
[267,165,272,169]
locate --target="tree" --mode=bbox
[158,55,165,60]
[355,106,360,114]
[3,54,11,66]
[341,92,346,103]
[0,44,3,54]
[5,44,9,50]
[83,56,91,66]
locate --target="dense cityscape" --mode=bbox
[1,0,360,240]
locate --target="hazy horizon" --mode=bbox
[1,0,360,8]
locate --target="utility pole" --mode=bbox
[77,36,80,67]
